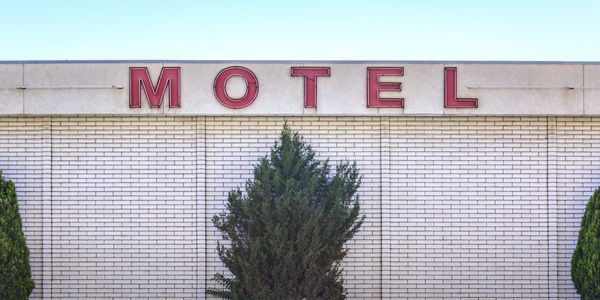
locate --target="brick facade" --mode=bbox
[0,116,592,299]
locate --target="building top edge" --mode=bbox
[1,60,600,65]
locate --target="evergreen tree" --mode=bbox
[572,186,600,299]
[207,124,364,300]
[0,170,35,299]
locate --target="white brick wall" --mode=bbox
[50,116,198,299]
[0,115,591,299]
[0,117,45,299]
[388,117,550,299]
[555,117,600,299]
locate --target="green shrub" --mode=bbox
[0,170,35,299]
[207,124,364,300]
[571,187,600,299]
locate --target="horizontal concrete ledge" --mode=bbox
[4,113,600,117]
[1,60,600,64]
[1,62,597,116]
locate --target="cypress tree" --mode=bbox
[0,170,35,299]
[571,186,600,299]
[207,124,364,300]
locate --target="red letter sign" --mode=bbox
[367,67,404,108]
[444,67,477,108]
[130,67,180,108]
[291,67,330,108]
[213,66,259,108]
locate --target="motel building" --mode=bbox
[1,60,599,299]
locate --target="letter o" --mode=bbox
[213,66,259,108]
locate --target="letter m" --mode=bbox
[129,67,180,108]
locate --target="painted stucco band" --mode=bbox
[1,62,599,116]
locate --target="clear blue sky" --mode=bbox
[2,0,599,61]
